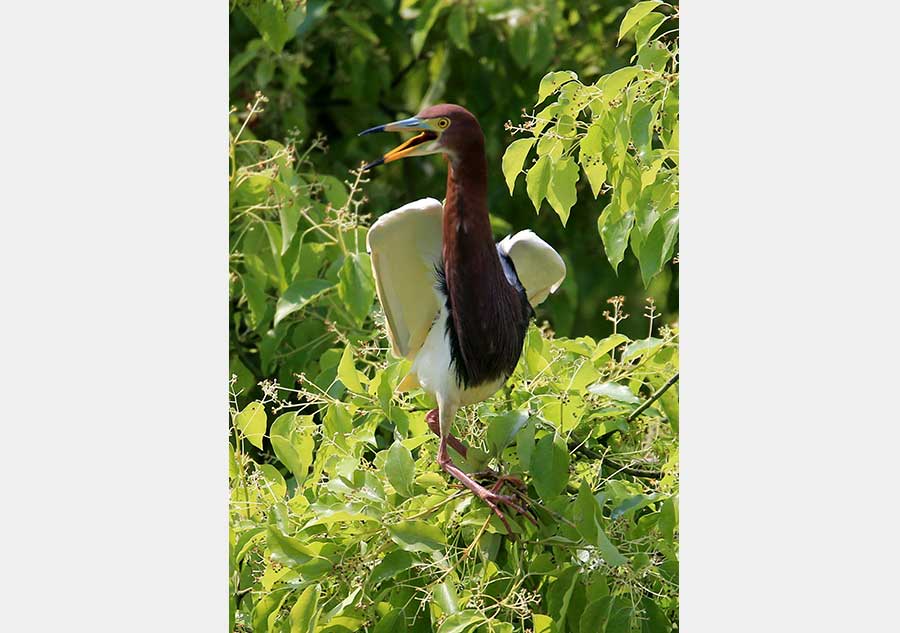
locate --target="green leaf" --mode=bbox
[267,526,318,568]
[385,440,416,497]
[235,401,267,449]
[337,344,365,394]
[526,155,552,212]
[580,598,611,633]
[595,526,627,568]
[252,587,290,633]
[486,410,529,457]
[242,2,306,54]
[533,614,554,633]
[434,579,459,615]
[387,520,446,553]
[574,481,604,543]
[622,337,664,361]
[370,550,414,586]
[546,566,578,629]
[640,596,672,633]
[600,67,644,105]
[447,4,470,52]
[536,70,578,105]
[532,433,569,501]
[437,610,484,633]
[373,609,407,633]
[274,278,333,327]
[606,597,634,633]
[516,419,535,469]
[587,382,640,404]
[278,198,301,255]
[618,1,663,42]
[547,157,579,225]
[501,138,536,195]
[638,207,679,286]
[411,0,447,57]
[289,584,320,633]
[580,151,607,198]
[336,10,380,44]
[258,463,287,500]
[598,200,635,273]
[634,12,667,52]
[270,413,315,482]
[337,252,375,325]
[638,40,670,71]
[592,333,630,361]
[240,270,269,332]
[659,496,677,548]
[319,175,349,208]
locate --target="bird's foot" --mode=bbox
[439,454,536,534]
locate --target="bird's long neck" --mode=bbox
[442,148,493,255]
[442,143,523,387]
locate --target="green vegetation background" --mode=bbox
[230,0,677,344]
[229,2,678,632]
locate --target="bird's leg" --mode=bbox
[426,408,468,458]
[429,408,536,526]
[436,433,531,534]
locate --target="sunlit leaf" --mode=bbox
[526,155,552,212]
[501,138,536,195]
[532,433,569,500]
[270,413,315,482]
[387,520,446,552]
[536,70,578,105]
[587,382,640,404]
[411,0,448,57]
[337,344,365,393]
[289,584,320,633]
[592,333,630,361]
[598,200,635,272]
[634,12,667,52]
[274,278,333,328]
[370,550,414,586]
[235,401,267,449]
[486,410,529,457]
[618,1,663,42]
[437,610,484,633]
[385,440,416,497]
[337,252,375,325]
[547,157,579,225]
[373,609,407,633]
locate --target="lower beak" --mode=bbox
[358,117,438,170]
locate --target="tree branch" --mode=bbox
[627,372,679,423]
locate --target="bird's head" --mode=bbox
[358,103,483,171]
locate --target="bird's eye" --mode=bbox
[437,118,450,129]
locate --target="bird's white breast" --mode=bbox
[410,295,507,409]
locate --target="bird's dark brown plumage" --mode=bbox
[422,105,532,388]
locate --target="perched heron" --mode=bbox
[360,104,566,529]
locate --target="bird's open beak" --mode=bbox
[358,117,441,171]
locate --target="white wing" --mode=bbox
[498,230,566,307]
[366,197,443,360]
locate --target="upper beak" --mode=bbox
[358,117,438,171]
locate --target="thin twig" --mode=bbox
[573,444,664,480]
[627,372,679,423]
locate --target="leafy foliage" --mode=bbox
[230,0,679,339]
[229,2,679,632]
[230,317,679,632]
[502,1,678,284]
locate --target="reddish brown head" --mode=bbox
[358,103,484,170]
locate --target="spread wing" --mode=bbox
[366,197,443,360]
[498,230,566,307]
